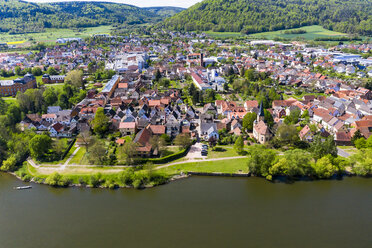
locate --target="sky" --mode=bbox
[25,0,202,8]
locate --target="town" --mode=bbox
[0,31,372,187]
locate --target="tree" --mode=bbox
[247,145,277,177]
[87,140,106,165]
[78,131,92,153]
[174,133,192,149]
[154,69,161,82]
[311,155,338,179]
[351,129,364,145]
[350,148,372,176]
[46,66,58,75]
[242,112,257,132]
[234,136,244,154]
[31,67,42,76]
[150,136,167,156]
[354,138,366,149]
[14,66,22,76]
[310,135,337,160]
[65,70,83,88]
[91,107,109,137]
[366,136,372,148]
[6,104,21,127]
[119,140,137,165]
[264,109,274,127]
[29,134,52,160]
[275,124,299,146]
[43,87,58,107]
[284,108,301,124]
[0,97,7,115]
[269,149,312,177]
[54,139,67,158]
[0,155,17,172]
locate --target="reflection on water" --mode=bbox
[1,173,371,248]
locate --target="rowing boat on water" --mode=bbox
[14,186,32,190]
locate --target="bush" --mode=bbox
[45,172,71,187]
[0,155,18,172]
[140,148,189,164]
[90,173,102,187]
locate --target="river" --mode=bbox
[0,173,371,248]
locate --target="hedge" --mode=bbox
[60,138,77,160]
[139,147,189,164]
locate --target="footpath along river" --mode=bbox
[0,172,371,248]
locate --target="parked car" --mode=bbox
[201,150,208,156]
[202,144,208,150]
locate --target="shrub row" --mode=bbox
[139,147,189,165]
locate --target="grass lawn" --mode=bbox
[249,25,347,40]
[69,146,87,165]
[0,25,113,45]
[157,157,250,175]
[43,83,65,91]
[205,31,245,39]
[207,146,242,159]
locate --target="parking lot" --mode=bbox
[186,143,205,159]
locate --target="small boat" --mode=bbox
[14,186,32,190]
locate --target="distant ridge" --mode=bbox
[162,0,372,36]
[0,0,182,34]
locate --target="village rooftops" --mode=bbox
[102,75,120,93]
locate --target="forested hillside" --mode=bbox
[0,0,163,34]
[162,0,372,36]
[144,7,185,17]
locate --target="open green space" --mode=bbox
[69,147,86,165]
[205,26,355,41]
[0,25,113,45]
[204,31,245,39]
[207,146,242,159]
[157,157,250,175]
[249,25,347,40]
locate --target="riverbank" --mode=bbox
[9,157,370,190]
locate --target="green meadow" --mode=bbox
[205,25,353,40]
[0,25,113,45]
[249,25,347,40]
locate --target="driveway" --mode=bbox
[186,143,204,159]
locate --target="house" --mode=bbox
[133,128,152,157]
[244,100,259,111]
[199,122,219,141]
[253,120,272,144]
[299,125,313,142]
[148,125,166,136]
[119,122,136,135]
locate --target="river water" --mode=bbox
[0,173,371,248]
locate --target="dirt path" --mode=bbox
[60,147,80,170]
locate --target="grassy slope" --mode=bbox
[206,25,349,40]
[0,25,113,45]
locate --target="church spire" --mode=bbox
[257,100,265,122]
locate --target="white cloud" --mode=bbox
[24,0,202,8]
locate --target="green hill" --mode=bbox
[144,6,185,17]
[162,0,372,36]
[0,0,164,34]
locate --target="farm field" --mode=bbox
[206,25,352,40]
[0,25,113,46]
[248,25,349,40]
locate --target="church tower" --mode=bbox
[257,100,265,122]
